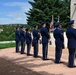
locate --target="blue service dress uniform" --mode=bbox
[60,28,65,49]
[15,30,20,52]
[32,29,40,57]
[40,27,50,60]
[53,28,64,63]
[66,27,76,67]
[25,31,32,55]
[20,30,26,54]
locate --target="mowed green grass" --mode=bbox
[0,43,16,49]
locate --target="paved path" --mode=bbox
[0,58,41,75]
[0,45,76,75]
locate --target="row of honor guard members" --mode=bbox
[54,20,76,68]
[15,23,50,60]
[15,20,76,68]
[15,26,31,55]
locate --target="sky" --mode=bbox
[0,0,33,24]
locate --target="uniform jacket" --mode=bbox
[40,27,50,44]
[53,28,64,47]
[25,32,32,44]
[15,30,20,41]
[20,30,26,42]
[32,29,40,44]
[66,27,76,48]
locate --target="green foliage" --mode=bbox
[0,24,32,41]
[26,0,70,29]
[0,43,15,49]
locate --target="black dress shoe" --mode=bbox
[34,56,39,58]
[68,65,76,68]
[43,58,49,60]
[16,51,19,53]
[54,61,60,64]
[21,52,25,54]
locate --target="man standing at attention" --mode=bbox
[20,26,26,54]
[15,27,20,53]
[40,22,50,60]
[66,20,76,68]
[25,28,32,56]
[53,22,64,63]
[32,24,40,58]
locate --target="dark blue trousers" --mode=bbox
[16,41,20,52]
[55,46,62,63]
[21,42,25,54]
[27,43,31,55]
[42,43,48,60]
[33,43,38,57]
[68,48,76,67]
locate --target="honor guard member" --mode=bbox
[40,22,50,60]
[15,27,20,53]
[66,20,76,68]
[32,24,40,58]
[53,22,64,63]
[20,26,26,54]
[25,28,32,56]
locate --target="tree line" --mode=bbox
[0,24,31,41]
[26,0,70,29]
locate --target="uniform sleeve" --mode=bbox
[18,31,21,38]
[23,31,26,39]
[16,31,20,38]
[29,33,32,41]
[45,28,50,39]
[59,31,64,42]
[35,30,40,40]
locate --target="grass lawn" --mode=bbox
[0,43,16,49]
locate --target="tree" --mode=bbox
[26,0,70,29]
